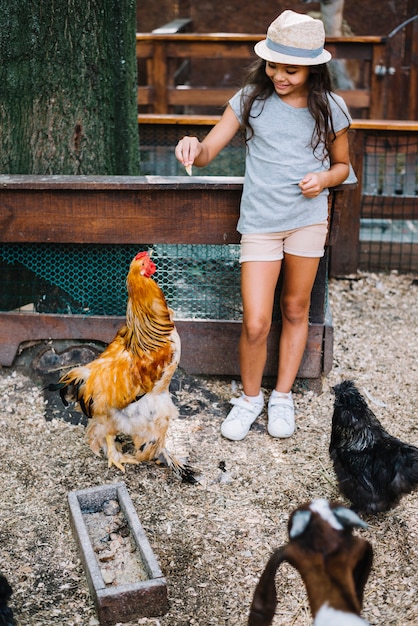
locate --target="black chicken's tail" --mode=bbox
[0,574,16,626]
[398,449,418,490]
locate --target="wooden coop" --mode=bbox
[0,176,354,391]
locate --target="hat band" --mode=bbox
[266,37,324,59]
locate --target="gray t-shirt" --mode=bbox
[229,88,352,234]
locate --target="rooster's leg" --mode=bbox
[105,434,139,472]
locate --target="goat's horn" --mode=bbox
[289,510,312,538]
[333,506,368,529]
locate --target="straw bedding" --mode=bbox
[0,270,417,625]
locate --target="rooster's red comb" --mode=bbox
[134,251,156,277]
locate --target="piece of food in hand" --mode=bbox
[185,164,192,176]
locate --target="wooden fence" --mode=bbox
[136,32,387,119]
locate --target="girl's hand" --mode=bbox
[175,136,202,167]
[298,173,324,198]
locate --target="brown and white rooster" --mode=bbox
[49,251,196,482]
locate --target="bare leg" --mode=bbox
[239,260,282,396]
[275,254,321,393]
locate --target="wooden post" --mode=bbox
[329,130,362,276]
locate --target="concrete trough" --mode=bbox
[68,482,169,625]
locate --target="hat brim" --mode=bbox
[254,39,332,66]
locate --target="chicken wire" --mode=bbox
[0,243,242,320]
[139,122,245,176]
[360,133,418,273]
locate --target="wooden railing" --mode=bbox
[136,32,387,118]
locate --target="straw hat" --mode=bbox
[254,10,332,66]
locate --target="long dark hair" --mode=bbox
[239,58,350,161]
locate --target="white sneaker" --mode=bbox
[267,393,295,438]
[221,395,264,441]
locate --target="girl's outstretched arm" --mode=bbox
[299,128,350,198]
[175,105,241,169]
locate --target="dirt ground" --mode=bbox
[1,270,418,626]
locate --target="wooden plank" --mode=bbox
[323,308,334,377]
[137,116,418,133]
[135,40,153,57]
[0,312,325,377]
[329,131,363,276]
[309,255,328,325]
[152,42,169,114]
[0,174,243,191]
[0,176,243,245]
[325,41,376,61]
[136,33,385,45]
[359,241,418,273]
[0,175,351,246]
[325,36,385,44]
[136,33,265,43]
[362,196,417,219]
[177,320,325,377]
[168,87,235,107]
[335,90,370,109]
[407,10,418,120]
[165,41,255,59]
[146,86,370,113]
[138,114,221,126]
[137,87,153,105]
[351,120,418,131]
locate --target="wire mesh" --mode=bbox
[0,243,242,319]
[139,123,245,176]
[360,133,418,272]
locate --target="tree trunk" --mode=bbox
[0,0,139,175]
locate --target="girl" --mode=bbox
[175,10,351,441]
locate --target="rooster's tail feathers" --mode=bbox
[46,381,70,407]
[156,449,198,484]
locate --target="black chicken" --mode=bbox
[0,574,15,626]
[330,380,418,514]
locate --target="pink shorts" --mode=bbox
[239,221,328,263]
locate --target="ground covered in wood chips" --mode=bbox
[1,270,418,626]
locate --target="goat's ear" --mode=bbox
[248,546,289,626]
[289,510,312,538]
[333,506,368,529]
[353,539,374,607]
